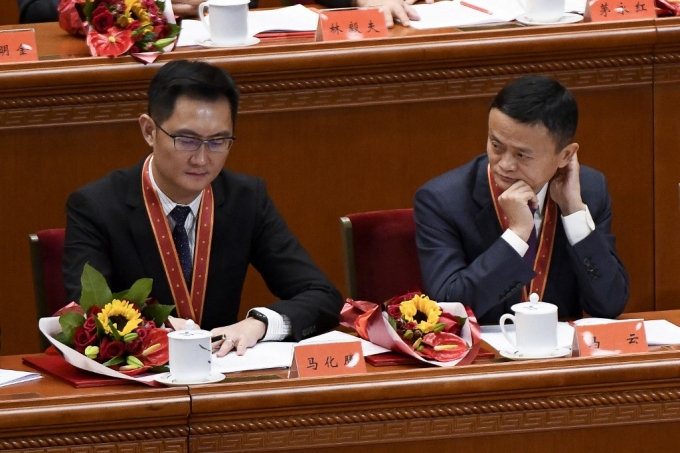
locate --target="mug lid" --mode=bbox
[168,329,211,339]
[510,301,557,314]
[206,0,250,5]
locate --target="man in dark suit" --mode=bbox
[64,60,343,356]
[414,75,629,325]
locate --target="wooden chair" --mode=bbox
[29,228,68,349]
[340,209,423,303]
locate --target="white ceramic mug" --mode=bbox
[524,0,564,22]
[198,0,250,46]
[168,328,212,383]
[499,298,558,356]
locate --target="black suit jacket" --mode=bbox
[64,159,343,340]
[414,155,629,324]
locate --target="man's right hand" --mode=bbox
[497,180,537,242]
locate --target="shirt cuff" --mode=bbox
[502,229,529,257]
[248,307,292,341]
[562,205,595,245]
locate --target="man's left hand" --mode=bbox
[550,153,586,216]
[210,317,267,357]
[356,0,432,27]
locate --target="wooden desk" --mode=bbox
[1,18,677,354]
[2,310,680,452]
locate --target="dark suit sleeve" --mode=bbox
[565,172,629,318]
[249,180,343,341]
[414,185,535,320]
[63,189,116,303]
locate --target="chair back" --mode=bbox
[340,209,422,303]
[29,229,68,330]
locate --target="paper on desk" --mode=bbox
[0,369,41,387]
[211,341,295,374]
[298,330,391,356]
[481,322,575,353]
[176,5,319,47]
[410,0,524,30]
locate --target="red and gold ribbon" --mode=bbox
[141,155,213,324]
[487,165,556,301]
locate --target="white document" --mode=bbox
[410,0,525,30]
[481,321,575,353]
[298,330,391,356]
[211,341,295,374]
[0,369,42,387]
[176,5,319,47]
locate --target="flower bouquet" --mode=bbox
[340,292,481,366]
[58,0,180,60]
[39,263,175,383]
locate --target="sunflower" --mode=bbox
[98,299,143,337]
[399,294,442,333]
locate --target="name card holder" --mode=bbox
[584,0,656,22]
[572,319,648,357]
[289,341,367,378]
[316,8,388,42]
[0,29,38,64]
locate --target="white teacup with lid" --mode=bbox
[198,0,250,47]
[167,319,212,383]
[499,293,558,357]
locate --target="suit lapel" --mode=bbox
[472,157,503,247]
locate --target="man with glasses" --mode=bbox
[63,60,343,356]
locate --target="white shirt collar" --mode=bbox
[535,183,548,217]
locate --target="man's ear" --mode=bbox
[139,114,155,148]
[558,143,579,168]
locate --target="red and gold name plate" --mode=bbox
[316,8,388,42]
[584,0,656,22]
[291,341,367,378]
[0,29,38,64]
[573,319,648,357]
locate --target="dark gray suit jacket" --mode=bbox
[414,154,629,324]
[64,158,343,340]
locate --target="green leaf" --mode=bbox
[55,331,72,346]
[387,316,397,331]
[112,290,128,300]
[149,365,169,373]
[142,303,174,327]
[102,356,125,367]
[124,278,152,307]
[107,320,122,341]
[80,263,113,313]
[82,0,97,20]
[454,316,468,327]
[154,37,177,51]
[59,311,85,342]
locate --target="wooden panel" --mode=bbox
[0,19,660,355]
[0,1,20,25]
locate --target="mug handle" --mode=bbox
[499,313,517,349]
[198,2,210,30]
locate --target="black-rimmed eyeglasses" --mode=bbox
[153,119,236,153]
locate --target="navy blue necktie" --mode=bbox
[524,206,538,267]
[169,206,193,288]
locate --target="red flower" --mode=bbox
[86,28,134,57]
[418,332,468,362]
[91,4,114,33]
[98,337,125,361]
[83,316,97,333]
[124,338,144,355]
[153,24,170,40]
[73,327,98,353]
[137,327,169,366]
[88,305,102,317]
